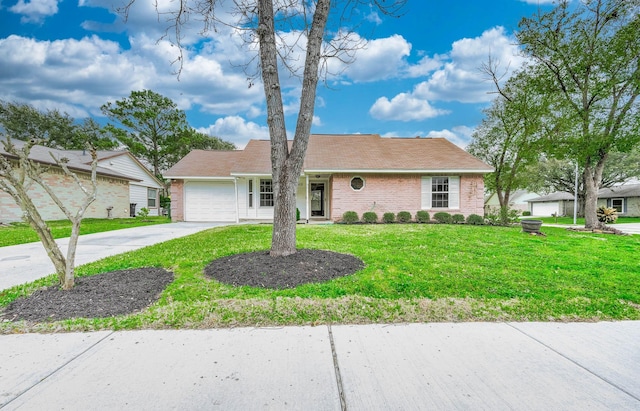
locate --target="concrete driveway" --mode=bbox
[0,222,224,291]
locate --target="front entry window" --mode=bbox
[311,183,325,217]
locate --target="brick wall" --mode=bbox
[330,173,485,221]
[0,168,130,223]
[170,180,184,221]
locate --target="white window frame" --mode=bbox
[248,179,254,208]
[147,188,157,208]
[421,176,460,210]
[610,197,624,213]
[260,179,274,207]
[350,176,365,191]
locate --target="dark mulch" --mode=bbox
[204,249,364,289]
[1,250,363,323]
[2,268,173,322]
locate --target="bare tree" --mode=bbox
[1,103,99,290]
[119,0,406,256]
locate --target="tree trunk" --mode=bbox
[583,158,607,229]
[257,0,330,256]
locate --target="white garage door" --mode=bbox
[184,181,236,222]
[531,202,560,216]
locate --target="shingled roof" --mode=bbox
[1,139,139,181]
[164,134,493,178]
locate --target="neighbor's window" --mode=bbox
[431,177,449,208]
[147,188,157,208]
[248,179,254,208]
[611,198,624,213]
[260,179,274,207]
[350,176,365,191]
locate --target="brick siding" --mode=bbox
[170,180,184,221]
[0,168,130,223]
[330,173,485,221]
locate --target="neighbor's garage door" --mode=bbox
[531,202,560,217]
[184,181,236,222]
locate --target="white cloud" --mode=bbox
[337,34,412,82]
[197,116,270,149]
[368,27,524,123]
[369,93,449,121]
[426,126,475,148]
[413,27,524,103]
[0,33,265,122]
[9,0,58,23]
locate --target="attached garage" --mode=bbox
[531,201,560,217]
[184,181,237,222]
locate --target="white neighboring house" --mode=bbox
[75,150,165,217]
[484,190,541,214]
[99,152,165,217]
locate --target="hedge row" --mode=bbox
[340,211,485,225]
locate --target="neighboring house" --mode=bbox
[164,134,493,223]
[527,183,640,217]
[72,150,165,217]
[0,141,163,222]
[484,190,541,214]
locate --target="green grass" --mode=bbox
[1,223,639,332]
[521,216,640,225]
[0,217,170,247]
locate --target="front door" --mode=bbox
[311,183,325,217]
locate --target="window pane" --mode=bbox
[431,177,449,208]
[248,180,253,208]
[260,179,274,207]
[612,198,623,212]
[147,188,157,207]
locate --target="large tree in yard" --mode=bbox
[0,101,102,290]
[120,0,406,256]
[517,0,640,229]
[101,90,235,178]
[468,67,550,224]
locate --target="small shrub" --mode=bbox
[382,212,396,223]
[137,207,149,218]
[296,208,301,221]
[433,212,452,224]
[397,211,412,223]
[466,214,484,225]
[362,211,378,223]
[452,214,465,224]
[522,210,531,216]
[596,206,618,224]
[342,211,359,224]
[415,210,430,223]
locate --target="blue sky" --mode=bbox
[0,0,556,149]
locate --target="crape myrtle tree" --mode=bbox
[468,66,550,224]
[119,0,406,256]
[517,0,640,229]
[0,101,108,290]
[101,90,235,179]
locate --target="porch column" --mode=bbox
[234,177,239,223]
[306,174,310,223]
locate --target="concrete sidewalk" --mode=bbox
[1,322,639,410]
[0,222,224,291]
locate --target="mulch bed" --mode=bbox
[2,268,173,322]
[205,249,364,289]
[1,249,364,322]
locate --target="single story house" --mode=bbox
[164,134,493,223]
[0,141,164,222]
[527,184,640,217]
[484,190,541,215]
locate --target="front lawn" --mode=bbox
[1,223,639,332]
[0,217,170,247]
